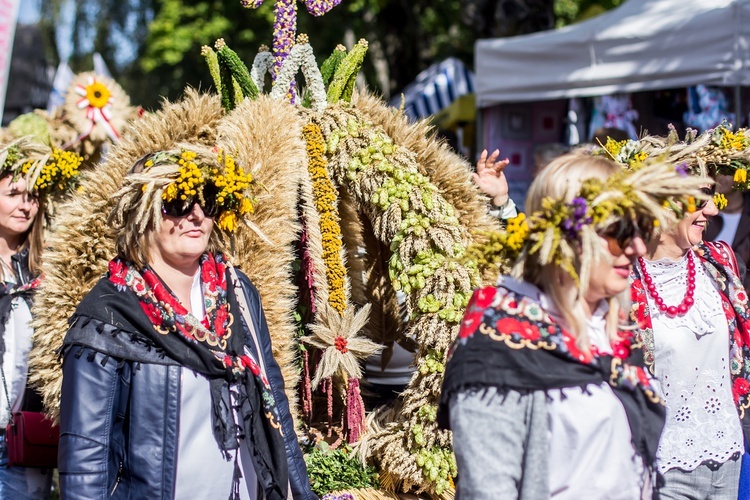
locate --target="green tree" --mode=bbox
[40,0,622,109]
[554,0,626,27]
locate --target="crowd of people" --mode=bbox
[439,132,750,498]
[0,110,749,500]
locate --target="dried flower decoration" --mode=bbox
[0,136,82,198]
[463,159,706,287]
[599,137,649,166]
[64,72,131,146]
[640,122,750,190]
[113,145,256,234]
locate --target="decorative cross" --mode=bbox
[241,0,343,79]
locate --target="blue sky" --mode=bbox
[18,1,75,62]
[18,1,40,24]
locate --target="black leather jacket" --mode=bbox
[58,270,316,499]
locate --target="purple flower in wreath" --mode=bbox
[561,197,591,240]
[675,162,689,177]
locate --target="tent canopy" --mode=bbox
[475,0,750,107]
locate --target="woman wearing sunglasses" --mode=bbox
[631,177,750,498]
[57,146,314,500]
[438,154,702,499]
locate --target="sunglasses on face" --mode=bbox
[695,185,716,210]
[599,217,655,256]
[161,184,220,218]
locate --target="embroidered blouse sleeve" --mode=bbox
[449,386,548,499]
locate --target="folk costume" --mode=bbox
[438,158,704,499]
[631,241,750,493]
[0,137,81,499]
[57,145,313,500]
[596,124,750,495]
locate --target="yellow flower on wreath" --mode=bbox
[83,80,112,109]
[719,128,747,152]
[21,148,82,196]
[735,168,748,184]
[714,193,728,210]
[145,147,256,232]
[217,211,239,232]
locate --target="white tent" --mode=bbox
[475,0,750,108]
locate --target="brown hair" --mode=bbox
[0,176,46,280]
[26,197,45,277]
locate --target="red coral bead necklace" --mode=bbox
[637,251,696,318]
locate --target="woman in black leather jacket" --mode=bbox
[58,146,315,500]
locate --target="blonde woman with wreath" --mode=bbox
[0,137,80,499]
[438,153,702,499]
[631,167,750,498]
[57,146,314,499]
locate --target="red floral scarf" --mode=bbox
[109,253,264,378]
[106,252,288,499]
[440,282,666,467]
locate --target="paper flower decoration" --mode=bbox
[63,72,132,146]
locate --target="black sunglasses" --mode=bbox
[599,216,655,254]
[695,185,716,210]
[161,184,220,218]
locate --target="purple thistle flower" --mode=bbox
[306,0,343,16]
[562,197,592,240]
[675,162,689,177]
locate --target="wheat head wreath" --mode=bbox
[30,89,322,455]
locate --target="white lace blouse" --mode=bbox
[640,250,743,474]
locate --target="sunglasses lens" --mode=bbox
[601,220,636,248]
[696,186,716,209]
[202,184,220,217]
[162,199,194,217]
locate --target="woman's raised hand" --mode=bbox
[473,149,510,207]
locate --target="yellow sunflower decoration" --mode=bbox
[63,72,133,146]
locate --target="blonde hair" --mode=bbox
[522,153,624,349]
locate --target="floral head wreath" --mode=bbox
[0,136,82,198]
[592,126,732,209]
[685,122,750,191]
[465,157,706,293]
[109,143,256,234]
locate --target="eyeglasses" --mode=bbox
[599,216,655,256]
[161,184,220,218]
[695,185,716,210]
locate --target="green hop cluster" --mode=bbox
[414,446,457,495]
[418,351,445,376]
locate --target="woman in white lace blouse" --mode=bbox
[631,179,750,498]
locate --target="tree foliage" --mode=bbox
[39,0,620,109]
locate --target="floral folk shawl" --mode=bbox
[438,282,666,466]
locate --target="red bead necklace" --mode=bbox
[638,252,696,318]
